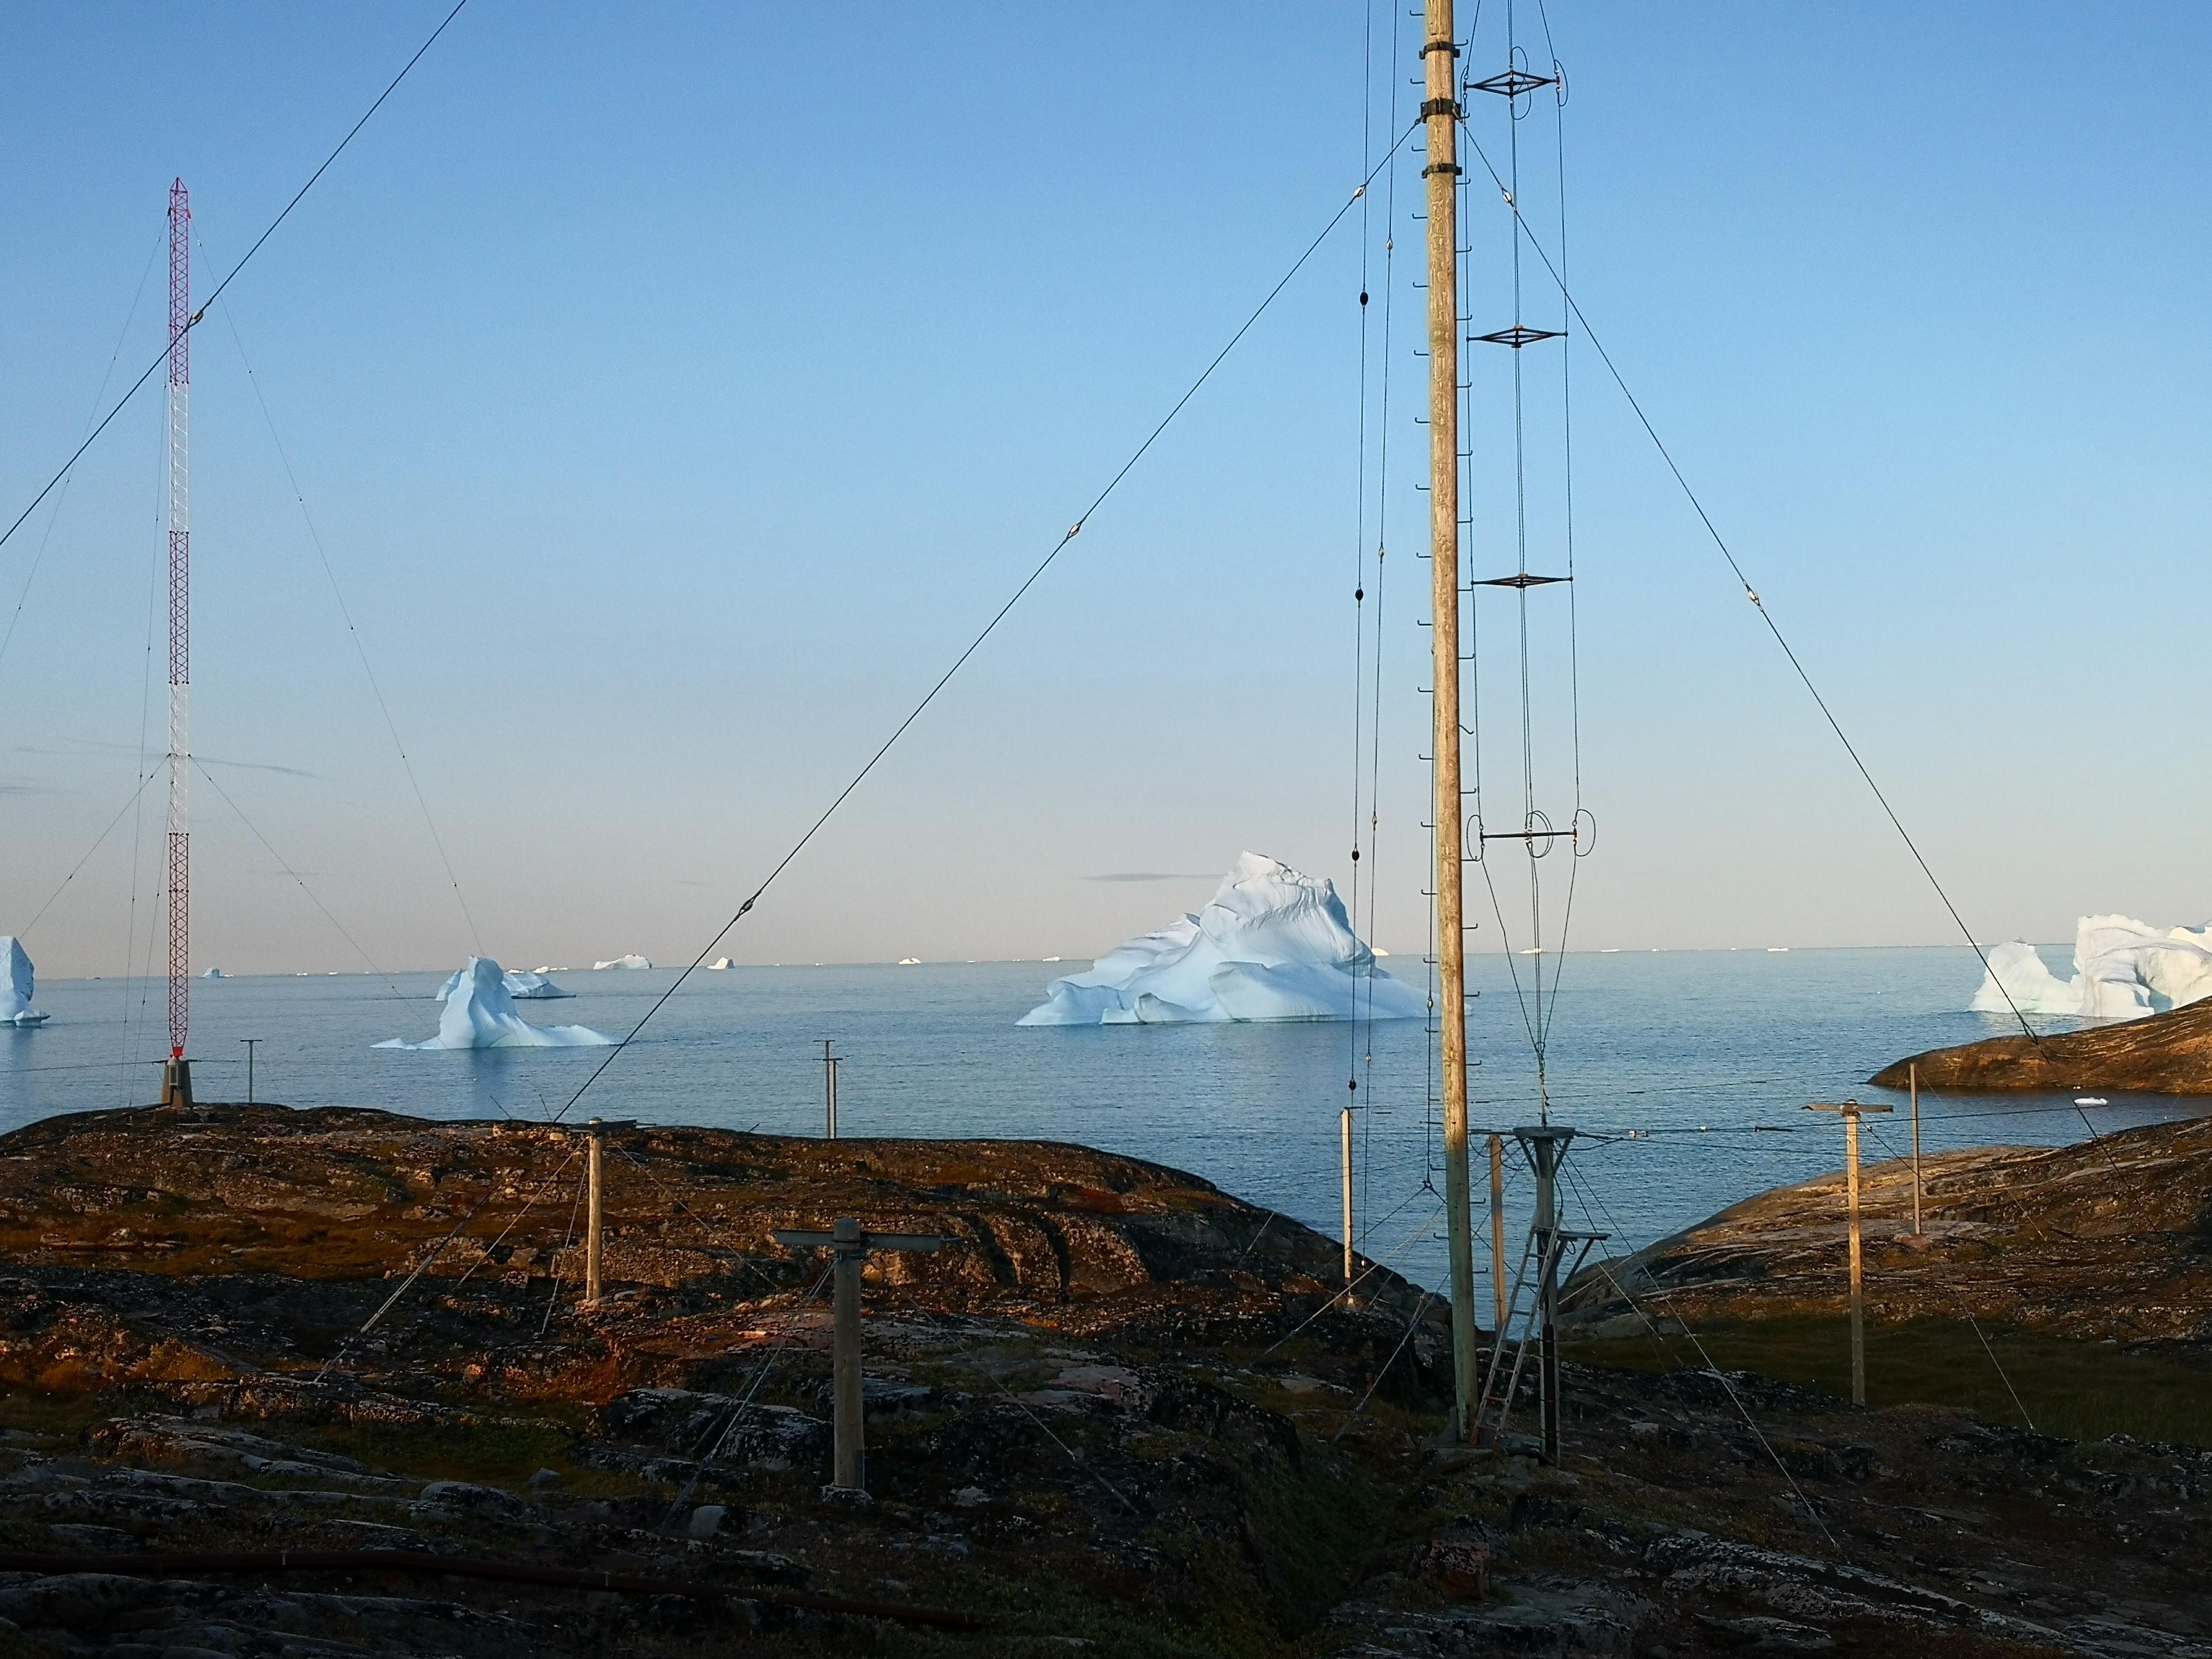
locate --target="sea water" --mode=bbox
[2,947,2189,1292]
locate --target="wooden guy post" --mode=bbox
[1909,1062,1923,1237]
[1807,1100,1891,1405]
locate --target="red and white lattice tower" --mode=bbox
[163,179,192,1101]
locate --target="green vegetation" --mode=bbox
[1569,1315,2212,1448]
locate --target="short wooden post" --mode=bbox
[584,1119,605,1307]
[773,1217,941,1495]
[1488,1133,1507,1338]
[821,1040,840,1139]
[1808,1100,1891,1406]
[1909,1062,1923,1238]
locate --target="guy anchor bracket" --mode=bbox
[772,1218,942,1497]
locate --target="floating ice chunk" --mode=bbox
[434,965,573,1001]
[707,958,731,971]
[1971,914,2212,1022]
[0,937,48,1027]
[201,967,226,979]
[1018,852,1427,1026]
[593,954,651,971]
[380,957,613,1049]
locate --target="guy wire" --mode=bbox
[551,121,1427,1124]
[1455,121,2045,1053]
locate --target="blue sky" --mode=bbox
[2,3,2206,978]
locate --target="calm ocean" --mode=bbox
[3,946,2188,1291]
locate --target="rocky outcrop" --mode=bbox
[1561,1115,2212,1344]
[0,1104,2207,1657]
[1875,996,2212,1092]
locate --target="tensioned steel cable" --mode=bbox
[1455,121,2046,1054]
[0,231,162,682]
[550,120,1426,1124]
[0,0,472,560]
[191,759,405,996]
[1558,1157,1845,1558]
[211,293,485,954]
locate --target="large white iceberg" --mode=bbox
[0,938,48,1027]
[1018,852,1427,1026]
[435,965,573,1001]
[379,957,614,1050]
[1972,915,2212,1022]
[593,954,652,971]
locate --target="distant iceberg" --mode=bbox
[1,937,48,1027]
[1972,915,2212,1022]
[201,967,226,979]
[707,957,731,971]
[380,957,614,1050]
[435,965,572,1001]
[593,954,651,971]
[1018,852,1427,1026]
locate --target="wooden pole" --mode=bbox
[1909,1061,1922,1238]
[584,1119,604,1307]
[1488,1133,1507,1338]
[1341,1105,1355,1287]
[1845,1109,1865,1405]
[1807,1100,1888,1407]
[1423,0,1477,1443]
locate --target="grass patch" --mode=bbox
[1569,1316,2212,1447]
[294,1413,583,1486]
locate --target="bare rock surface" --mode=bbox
[1875,997,2212,1093]
[0,1103,2201,1657]
[1562,1115,2212,1346]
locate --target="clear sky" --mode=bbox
[2,3,2207,979]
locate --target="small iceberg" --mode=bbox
[593,954,651,971]
[707,957,731,971]
[1,938,49,1027]
[201,967,227,979]
[434,965,573,1001]
[1018,852,1427,1026]
[1972,915,2212,1022]
[380,958,614,1050]
[898,957,922,966]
